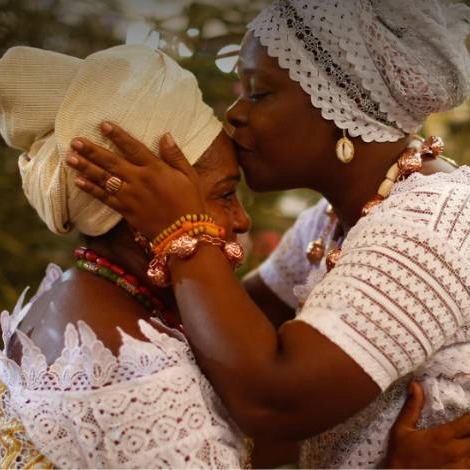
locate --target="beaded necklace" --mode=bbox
[323,135,446,271]
[74,247,185,336]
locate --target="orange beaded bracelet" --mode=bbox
[152,214,216,246]
[147,233,244,287]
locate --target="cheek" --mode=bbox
[252,108,285,147]
[260,113,334,168]
[252,103,314,157]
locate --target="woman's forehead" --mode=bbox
[195,133,240,182]
[238,32,279,74]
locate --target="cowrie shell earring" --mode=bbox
[336,129,354,163]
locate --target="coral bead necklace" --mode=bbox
[75,246,184,336]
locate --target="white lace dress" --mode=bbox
[259,167,470,468]
[0,264,246,469]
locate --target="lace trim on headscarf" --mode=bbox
[277,0,396,128]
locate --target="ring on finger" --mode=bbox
[104,175,123,195]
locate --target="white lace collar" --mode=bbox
[0,264,189,392]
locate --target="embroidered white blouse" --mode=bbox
[260,167,470,467]
[0,264,245,469]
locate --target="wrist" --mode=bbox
[146,228,244,287]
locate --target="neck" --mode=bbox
[320,136,411,233]
[80,221,179,316]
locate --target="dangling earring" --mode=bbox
[305,205,337,264]
[336,129,354,163]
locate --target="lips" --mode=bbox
[232,136,254,154]
[234,144,254,167]
[226,127,251,149]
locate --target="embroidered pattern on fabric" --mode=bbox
[0,278,245,468]
[295,168,470,467]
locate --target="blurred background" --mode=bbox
[1,0,470,312]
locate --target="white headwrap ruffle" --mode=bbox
[249,0,470,142]
[0,45,222,235]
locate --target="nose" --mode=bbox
[233,201,252,235]
[225,97,248,128]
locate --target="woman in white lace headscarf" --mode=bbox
[55,0,470,468]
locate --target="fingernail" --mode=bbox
[66,153,79,165]
[75,177,86,188]
[101,121,113,134]
[162,132,175,148]
[71,139,84,150]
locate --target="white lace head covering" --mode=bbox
[0,45,222,235]
[248,0,470,142]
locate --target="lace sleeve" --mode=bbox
[258,198,329,308]
[297,178,470,390]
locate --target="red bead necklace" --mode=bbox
[74,247,185,336]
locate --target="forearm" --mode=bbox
[171,246,282,410]
[169,245,379,437]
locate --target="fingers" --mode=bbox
[393,381,425,434]
[70,137,135,178]
[160,133,195,176]
[66,150,128,188]
[75,176,124,212]
[99,122,152,165]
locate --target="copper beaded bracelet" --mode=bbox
[147,233,244,287]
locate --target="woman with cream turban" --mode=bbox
[65,0,470,468]
[0,43,254,468]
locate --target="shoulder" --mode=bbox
[363,167,470,246]
[385,166,470,214]
[12,267,152,363]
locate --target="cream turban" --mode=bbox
[0,45,222,235]
[249,0,470,142]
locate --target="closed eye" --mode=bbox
[249,92,270,101]
[220,190,237,201]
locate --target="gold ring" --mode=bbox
[104,175,123,194]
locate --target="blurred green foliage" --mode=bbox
[1,0,470,312]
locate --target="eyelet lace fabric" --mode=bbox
[248,0,470,142]
[261,167,470,468]
[0,266,245,469]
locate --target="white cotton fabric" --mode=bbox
[0,45,222,236]
[0,265,245,469]
[259,167,470,467]
[248,0,470,142]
